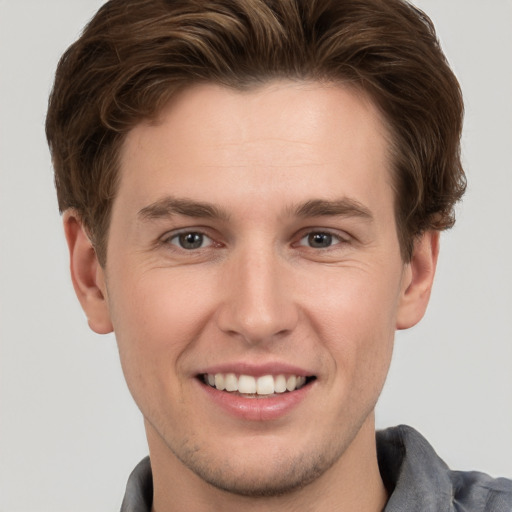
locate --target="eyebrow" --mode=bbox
[138,197,231,221]
[291,198,373,221]
[137,196,373,223]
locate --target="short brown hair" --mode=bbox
[46,0,465,264]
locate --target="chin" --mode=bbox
[167,429,349,498]
[185,451,337,497]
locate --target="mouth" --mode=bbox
[198,372,316,398]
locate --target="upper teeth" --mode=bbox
[205,373,307,395]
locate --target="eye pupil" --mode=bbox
[179,232,203,249]
[308,233,332,248]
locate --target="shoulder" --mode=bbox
[121,456,153,512]
[450,469,512,512]
[377,425,512,512]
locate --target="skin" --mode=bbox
[65,81,439,511]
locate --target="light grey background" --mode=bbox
[1,1,511,510]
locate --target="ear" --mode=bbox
[396,231,440,330]
[63,210,113,334]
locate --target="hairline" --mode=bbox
[93,78,405,265]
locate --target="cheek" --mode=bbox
[106,270,217,395]
[105,273,217,435]
[110,269,213,343]
[306,265,400,378]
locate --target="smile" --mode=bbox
[197,371,316,421]
[200,373,315,397]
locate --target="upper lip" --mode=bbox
[196,361,315,378]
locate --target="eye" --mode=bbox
[168,232,213,250]
[298,232,343,249]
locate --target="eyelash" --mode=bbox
[163,231,216,250]
[297,230,348,249]
[161,228,350,252]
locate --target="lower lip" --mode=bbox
[197,379,314,421]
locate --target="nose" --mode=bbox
[216,245,299,346]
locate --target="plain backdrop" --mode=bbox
[1,1,511,510]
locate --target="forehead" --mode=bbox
[118,80,394,216]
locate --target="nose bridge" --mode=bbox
[217,241,298,344]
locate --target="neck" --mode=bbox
[147,414,387,512]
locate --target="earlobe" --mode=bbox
[63,210,113,334]
[396,231,440,330]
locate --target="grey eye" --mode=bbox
[173,232,209,250]
[307,233,334,248]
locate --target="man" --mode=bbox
[45,0,512,510]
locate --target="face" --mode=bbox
[75,81,433,497]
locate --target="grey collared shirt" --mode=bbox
[120,425,512,511]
